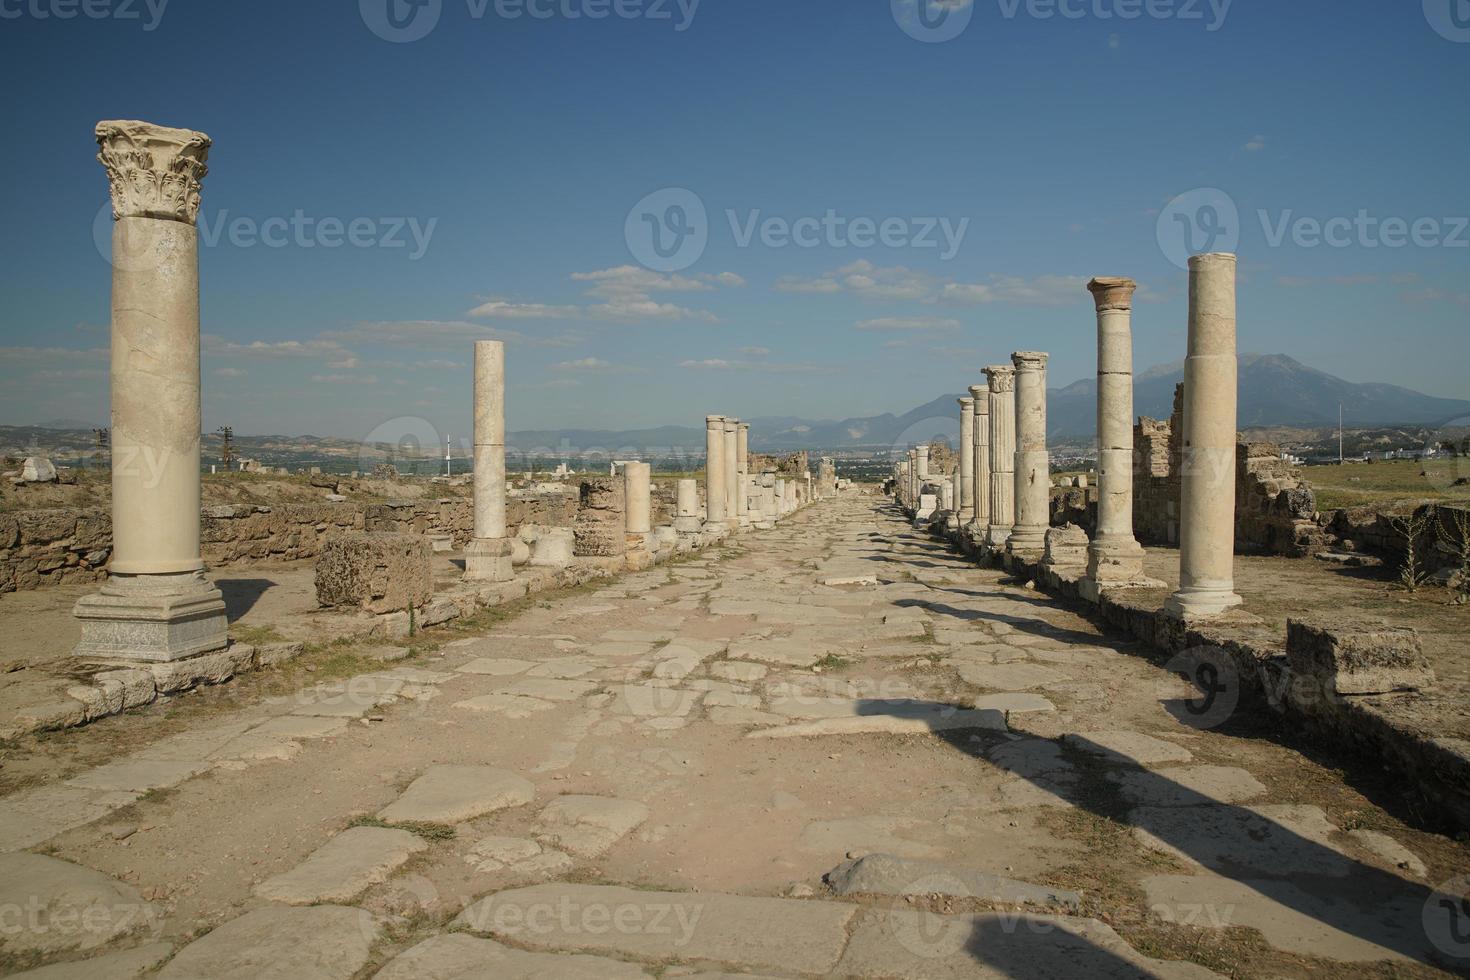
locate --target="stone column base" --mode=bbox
[673,516,703,534]
[1082,541,1163,601]
[464,537,514,582]
[73,571,228,664]
[1163,586,1244,620]
[985,525,1012,549]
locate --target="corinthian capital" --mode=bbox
[982,364,1015,392]
[96,120,211,224]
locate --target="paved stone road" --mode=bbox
[3,493,1467,978]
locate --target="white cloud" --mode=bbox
[203,336,349,359]
[699,272,747,288]
[855,316,960,332]
[412,359,461,370]
[1245,135,1266,152]
[552,357,612,371]
[773,276,842,294]
[678,358,827,374]
[934,275,1088,307]
[739,346,771,356]
[311,373,380,385]
[779,260,935,302]
[321,321,574,350]
[466,299,582,319]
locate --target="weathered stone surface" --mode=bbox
[1112,766,1266,807]
[465,835,573,875]
[314,532,432,614]
[0,853,157,955]
[1130,804,1353,876]
[379,766,534,824]
[454,694,558,719]
[66,758,207,793]
[457,883,856,974]
[750,704,1005,739]
[8,942,172,979]
[824,853,1079,908]
[156,905,379,980]
[457,657,536,676]
[254,826,426,904]
[957,662,1068,691]
[376,934,652,979]
[1285,618,1434,694]
[536,795,650,857]
[1063,731,1193,765]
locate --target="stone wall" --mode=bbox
[0,508,112,593]
[1327,501,1470,579]
[1132,383,1322,556]
[748,451,811,477]
[202,504,364,564]
[573,478,626,557]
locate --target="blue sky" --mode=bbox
[1,0,1466,441]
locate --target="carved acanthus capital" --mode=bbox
[1088,276,1137,311]
[96,120,211,224]
[982,365,1015,392]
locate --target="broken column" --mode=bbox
[1008,351,1051,557]
[1084,277,1152,595]
[723,418,741,530]
[673,478,702,537]
[1166,253,1244,618]
[465,340,513,581]
[983,365,1016,550]
[957,396,975,527]
[73,120,228,662]
[704,415,727,530]
[624,461,652,550]
[968,383,990,539]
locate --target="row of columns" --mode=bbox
[899,254,1242,620]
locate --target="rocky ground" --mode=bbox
[2,493,1468,978]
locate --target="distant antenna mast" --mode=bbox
[1338,404,1344,465]
[445,436,452,477]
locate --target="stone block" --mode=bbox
[20,456,58,483]
[145,644,256,694]
[1286,619,1434,695]
[1043,523,1089,567]
[315,532,432,614]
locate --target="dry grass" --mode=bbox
[1305,459,1470,511]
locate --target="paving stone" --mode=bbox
[1063,731,1193,765]
[457,883,856,974]
[8,943,173,979]
[835,908,1223,979]
[1347,829,1427,878]
[376,934,652,979]
[710,662,767,682]
[248,715,349,740]
[456,657,537,676]
[254,826,426,904]
[0,853,157,955]
[526,657,600,678]
[726,636,829,668]
[798,816,943,859]
[1112,766,1267,807]
[65,758,208,793]
[750,703,1005,738]
[825,853,1079,908]
[156,905,379,980]
[608,683,701,718]
[535,795,650,857]
[465,835,573,875]
[379,766,534,825]
[453,694,557,719]
[957,661,1070,691]
[708,706,785,726]
[587,641,657,659]
[969,693,1056,714]
[499,678,599,701]
[1143,874,1425,963]
[703,690,761,708]
[1130,804,1354,876]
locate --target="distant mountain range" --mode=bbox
[14,355,1468,455]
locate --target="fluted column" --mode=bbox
[969,384,990,535]
[1166,253,1243,618]
[1008,351,1051,556]
[74,120,228,662]
[984,366,1016,548]
[465,340,514,581]
[1085,277,1150,591]
[957,397,975,524]
[736,422,750,523]
[704,415,727,528]
[722,418,740,530]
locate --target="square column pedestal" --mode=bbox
[465,537,515,582]
[74,570,228,663]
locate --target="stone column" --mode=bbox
[1009,351,1051,556]
[736,422,750,523]
[1166,253,1244,618]
[465,340,513,581]
[1085,277,1151,593]
[624,461,652,553]
[984,365,1016,548]
[915,444,930,484]
[674,478,702,535]
[723,418,740,530]
[969,384,990,535]
[74,120,228,662]
[957,397,976,524]
[760,469,778,526]
[704,416,727,528]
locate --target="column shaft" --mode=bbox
[1086,277,1149,588]
[723,419,740,528]
[957,398,975,523]
[624,461,651,535]
[1009,351,1051,554]
[969,384,990,531]
[704,416,727,525]
[984,366,1016,547]
[736,423,750,519]
[1167,253,1243,618]
[466,340,513,581]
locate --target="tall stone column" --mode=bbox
[736,422,750,523]
[624,461,652,553]
[464,340,514,581]
[957,397,975,524]
[1085,277,1151,593]
[723,418,740,530]
[1009,351,1051,556]
[984,366,1016,548]
[1166,253,1244,618]
[704,415,727,528]
[74,120,228,662]
[915,444,930,484]
[969,384,990,535]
